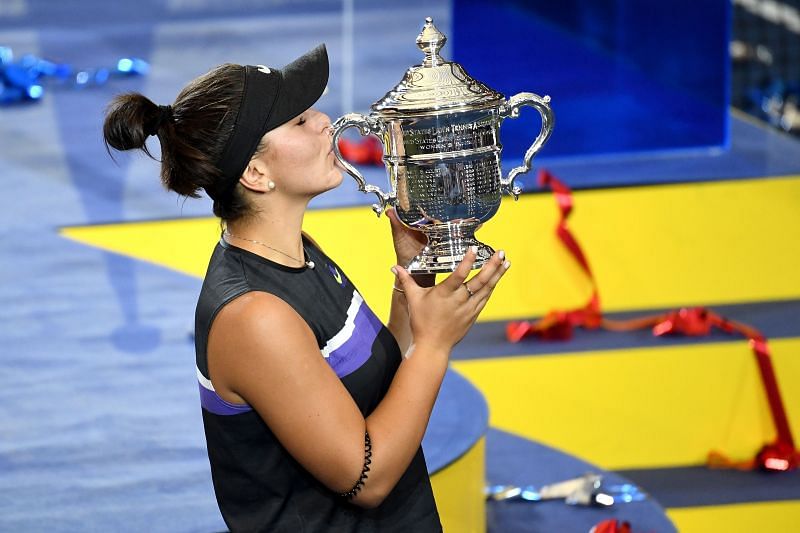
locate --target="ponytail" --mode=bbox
[102,64,255,220]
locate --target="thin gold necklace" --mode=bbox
[223,231,315,269]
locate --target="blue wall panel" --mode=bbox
[452,0,730,159]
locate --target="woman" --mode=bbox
[103,44,510,532]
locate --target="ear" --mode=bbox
[239,158,273,193]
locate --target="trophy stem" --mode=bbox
[406,221,494,274]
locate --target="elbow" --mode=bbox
[324,463,390,509]
[349,482,391,509]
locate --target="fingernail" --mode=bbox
[498,250,505,260]
[503,260,511,269]
[470,245,478,254]
[391,267,398,275]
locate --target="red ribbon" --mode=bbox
[336,136,384,166]
[507,169,799,471]
[506,170,601,342]
[591,519,632,533]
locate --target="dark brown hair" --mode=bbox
[103,64,252,221]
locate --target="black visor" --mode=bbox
[214,44,329,195]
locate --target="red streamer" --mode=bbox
[337,136,384,166]
[590,519,632,533]
[507,169,798,471]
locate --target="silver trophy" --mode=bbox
[332,17,554,273]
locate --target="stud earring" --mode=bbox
[267,181,276,190]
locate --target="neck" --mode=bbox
[225,200,308,266]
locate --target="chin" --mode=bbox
[327,168,345,190]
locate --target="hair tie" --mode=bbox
[145,104,174,137]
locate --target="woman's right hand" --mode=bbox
[392,247,510,353]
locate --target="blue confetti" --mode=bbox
[0,46,149,105]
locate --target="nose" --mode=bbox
[308,109,334,139]
[319,113,333,135]
[309,109,329,124]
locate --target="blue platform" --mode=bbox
[2,1,799,532]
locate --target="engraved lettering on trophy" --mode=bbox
[330,16,553,273]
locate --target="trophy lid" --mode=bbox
[372,17,504,115]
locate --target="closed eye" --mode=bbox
[297,116,306,126]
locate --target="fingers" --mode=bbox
[386,207,401,230]
[471,255,510,310]
[386,207,404,228]
[392,265,420,297]
[440,247,478,290]
[464,250,506,294]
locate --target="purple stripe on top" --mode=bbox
[198,383,253,416]
[326,303,383,378]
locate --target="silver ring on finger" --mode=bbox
[462,282,474,298]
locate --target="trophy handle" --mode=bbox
[498,92,554,199]
[331,113,394,216]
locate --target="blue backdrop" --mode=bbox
[452,0,731,159]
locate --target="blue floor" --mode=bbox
[452,299,800,361]
[617,466,800,508]
[3,2,800,532]
[486,429,674,533]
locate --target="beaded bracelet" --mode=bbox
[340,431,372,499]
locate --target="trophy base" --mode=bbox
[405,222,494,274]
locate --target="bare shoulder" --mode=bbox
[213,290,311,345]
[207,291,320,402]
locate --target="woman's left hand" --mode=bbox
[386,207,427,266]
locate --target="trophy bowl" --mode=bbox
[332,17,554,274]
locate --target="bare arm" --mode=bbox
[383,208,434,355]
[386,273,434,356]
[207,248,509,508]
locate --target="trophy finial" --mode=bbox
[416,17,446,66]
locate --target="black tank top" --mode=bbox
[194,237,441,532]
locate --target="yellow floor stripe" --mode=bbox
[451,338,800,470]
[60,176,800,323]
[58,180,800,524]
[60,217,222,279]
[667,500,800,533]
